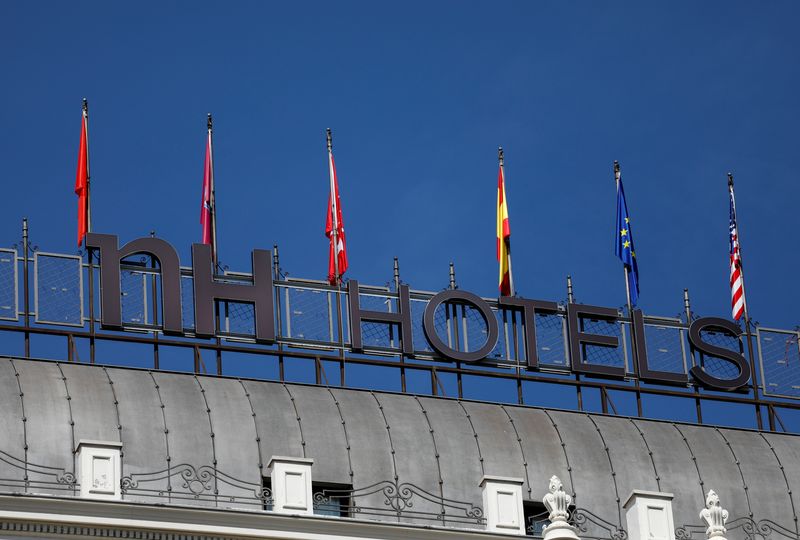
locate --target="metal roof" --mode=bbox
[0,357,796,536]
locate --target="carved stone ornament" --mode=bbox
[700,490,729,540]
[544,475,573,522]
[543,475,579,540]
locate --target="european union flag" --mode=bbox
[614,163,640,306]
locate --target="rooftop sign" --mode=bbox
[2,229,799,433]
[85,232,750,392]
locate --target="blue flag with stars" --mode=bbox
[614,172,640,306]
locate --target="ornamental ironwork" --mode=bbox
[120,464,272,508]
[313,479,484,525]
[677,518,800,540]
[0,448,77,494]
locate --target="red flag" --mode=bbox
[325,152,348,285]
[200,128,214,253]
[74,105,89,247]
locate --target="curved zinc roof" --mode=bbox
[0,356,797,536]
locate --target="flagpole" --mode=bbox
[615,161,633,315]
[499,147,514,296]
[327,128,340,286]
[326,129,345,371]
[208,113,218,270]
[728,172,763,430]
[82,98,96,364]
[83,98,91,234]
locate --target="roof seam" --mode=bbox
[194,375,218,506]
[237,380,264,475]
[456,401,485,476]
[8,359,28,492]
[148,371,172,501]
[629,418,662,492]
[759,432,799,535]
[413,396,446,519]
[713,427,753,518]
[541,410,576,502]
[100,367,123,473]
[585,414,622,527]
[326,388,354,482]
[55,363,76,496]
[672,423,705,501]
[281,384,306,458]
[499,405,531,498]
[370,393,399,485]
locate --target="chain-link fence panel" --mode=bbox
[537,312,569,368]
[579,317,627,371]
[0,249,17,321]
[459,302,496,356]
[410,298,434,353]
[181,275,195,330]
[358,292,398,349]
[490,309,514,362]
[34,252,83,326]
[758,328,800,398]
[222,301,255,336]
[120,269,148,325]
[696,327,744,381]
[641,323,687,374]
[280,286,345,344]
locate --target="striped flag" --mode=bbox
[325,130,347,285]
[729,180,745,320]
[497,151,512,296]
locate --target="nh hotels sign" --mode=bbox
[85,232,752,393]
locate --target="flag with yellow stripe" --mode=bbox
[497,150,512,296]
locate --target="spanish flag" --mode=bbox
[497,148,512,296]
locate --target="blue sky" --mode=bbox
[3,1,800,430]
[2,2,799,329]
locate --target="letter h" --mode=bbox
[348,280,413,354]
[192,244,275,342]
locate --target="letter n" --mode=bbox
[86,233,183,334]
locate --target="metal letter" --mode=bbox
[631,309,688,385]
[688,317,750,391]
[192,243,275,342]
[348,280,413,354]
[498,296,559,369]
[86,233,183,334]
[423,289,499,363]
[568,303,624,378]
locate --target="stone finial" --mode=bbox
[543,475,579,540]
[700,490,729,540]
[544,475,573,522]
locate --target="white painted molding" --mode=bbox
[700,490,729,540]
[0,492,534,540]
[75,440,123,501]
[623,490,676,540]
[480,475,525,535]
[268,456,315,515]
[542,476,579,540]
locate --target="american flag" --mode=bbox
[729,180,745,320]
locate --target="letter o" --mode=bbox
[422,290,499,363]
